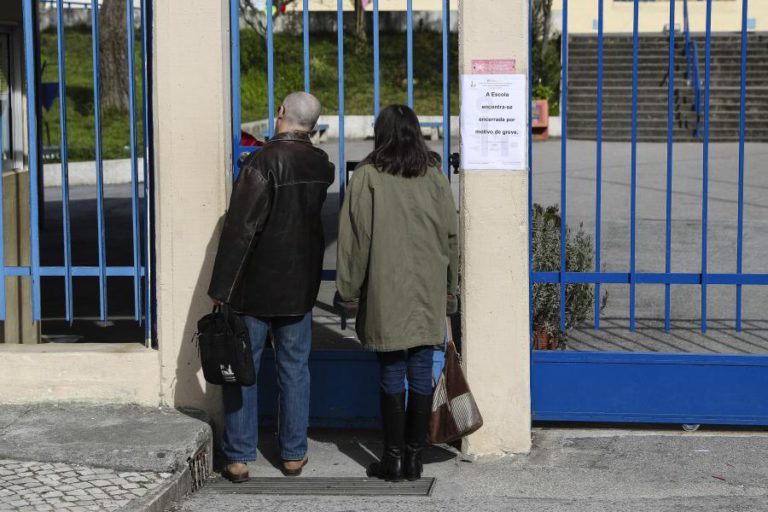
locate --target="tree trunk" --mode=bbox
[354,0,366,44]
[99,0,129,113]
[541,0,552,55]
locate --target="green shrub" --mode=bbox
[531,204,606,347]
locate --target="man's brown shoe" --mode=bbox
[281,456,309,477]
[222,463,249,483]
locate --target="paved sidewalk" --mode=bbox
[173,427,768,512]
[0,459,169,511]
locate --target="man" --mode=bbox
[208,92,334,483]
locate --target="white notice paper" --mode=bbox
[460,74,526,171]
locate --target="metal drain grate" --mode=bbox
[206,477,436,496]
[188,449,210,492]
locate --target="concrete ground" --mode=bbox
[0,404,212,512]
[36,138,768,353]
[317,138,768,354]
[171,427,768,512]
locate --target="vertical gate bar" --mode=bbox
[92,0,108,321]
[442,0,449,176]
[141,0,153,343]
[56,0,73,323]
[735,0,748,331]
[594,0,603,331]
[0,92,4,319]
[701,0,712,333]
[406,0,414,108]
[559,0,568,332]
[373,0,380,118]
[528,0,533,336]
[22,0,42,321]
[230,0,241,176]
[127,0,141,321]
[303,0,310,92]
[664,0,675,332]
[337,0,345,207]
[629,0,639,332]
[267,1,275,138]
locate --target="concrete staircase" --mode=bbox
[567,33,768,142]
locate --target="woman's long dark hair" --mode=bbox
[364,105,441,178]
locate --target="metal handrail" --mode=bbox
[683,0,703,138]
[39,0,96,7]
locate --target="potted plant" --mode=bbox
[531,204,606,350]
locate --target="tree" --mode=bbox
[531,0,561,114]
[354,0,366,44]
[532,0,553,59]
[99,0,129,113]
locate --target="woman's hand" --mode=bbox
[333,291,360,317]
[447,294,458,316]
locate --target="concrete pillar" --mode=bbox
[459,0,532,455]
[153,0,231,420]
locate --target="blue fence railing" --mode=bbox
[230,1,454,206]
[19,0,153,344]
[530,0,756,336]
[683,0,703,139]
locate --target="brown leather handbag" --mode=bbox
[429,321,484,444]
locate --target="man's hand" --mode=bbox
[211,297,224,306]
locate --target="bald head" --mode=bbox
[277,92,322,133]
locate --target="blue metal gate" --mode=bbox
[229,0,454,427]
[530,0,768,425]
[13,0,154,344]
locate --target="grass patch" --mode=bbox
[39,25,145,162]
[39,27,459,162]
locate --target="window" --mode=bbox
[0,27,23,172]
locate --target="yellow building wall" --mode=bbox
[286,0,458,12]
[553,0,765,34]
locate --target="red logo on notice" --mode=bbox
[471,59,517,74]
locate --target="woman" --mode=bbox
[335,105,459,481]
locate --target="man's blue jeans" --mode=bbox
[221,313,312,463]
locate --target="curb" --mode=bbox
[120,407,214,512]
[121,465,194,512]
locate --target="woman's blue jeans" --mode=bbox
[377,345,434,395]
[221,313,312,463]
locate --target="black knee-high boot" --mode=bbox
[404,391,433,481]
[367,391,406,481]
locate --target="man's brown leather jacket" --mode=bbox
[208,132,334,316]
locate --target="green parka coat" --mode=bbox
[336,164,459,352]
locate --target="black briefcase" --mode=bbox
[196,305,256,386]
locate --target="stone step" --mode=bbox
[570,35,768,45]
[567,133,766,142]
[567,126,768,135]
[567,78,767,87]
[567,90,768,101]
[569,47,768,55]
[566,113,764,123]
[565,35,768,141]
[568,101,768,111]
[568,61,768,71]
